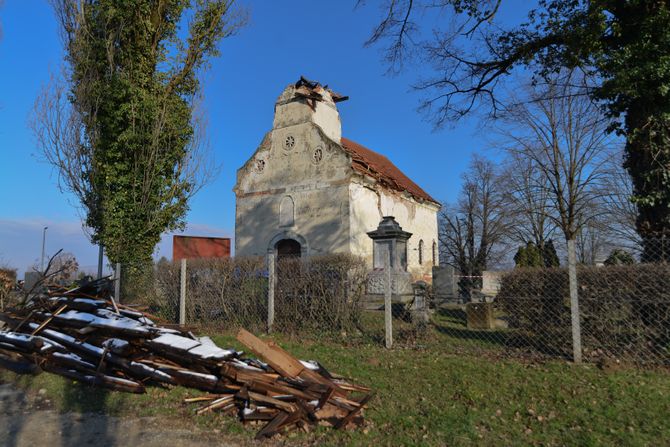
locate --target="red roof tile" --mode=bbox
[340,137,439,205]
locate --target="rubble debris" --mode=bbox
[294,75,349,103]
[0,278,372,439]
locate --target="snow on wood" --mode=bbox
[0,277,372,439]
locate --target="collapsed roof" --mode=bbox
[340,137,439,205]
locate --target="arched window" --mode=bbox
[418,239,424,265]
[279,196,295,227]
[432,241,438,265]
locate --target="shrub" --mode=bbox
[151,254,367,335]
[153,257,266,331]
[497,264,670,363]
[274,254,367,334]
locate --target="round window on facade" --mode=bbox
[312,147,323,164]
[283,135,296,151]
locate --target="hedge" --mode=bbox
[496,264,670,363]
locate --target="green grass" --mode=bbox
[3,326,670,446]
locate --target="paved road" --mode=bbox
[0,383,233,447]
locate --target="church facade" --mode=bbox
[234,78,440,281]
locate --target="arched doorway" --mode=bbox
[275,239,301,259]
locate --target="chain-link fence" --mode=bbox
[356,279,432,347]
[145,254,368,337]
[108,237,670,367]
[433,238,670,366]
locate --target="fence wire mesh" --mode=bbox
[433,239,670,366]
[121,238,670,367]
[150,255,369,337]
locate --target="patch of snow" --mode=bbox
[72,298,106,306]
[299,360,319,371]
[102,338,129,351]
[175,369,218,382]
[198,336,216,346]
[187,344,235,360]
[150,333,200,351]
[128,361,174,382]
[27,323,106,356]
[138,317,154,326]
[51,352,96,370]
[231,359,265,372]
[0,332,39,343]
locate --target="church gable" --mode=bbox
[234,79,352,198]
[235,77,438,209]
[234,125,350,197]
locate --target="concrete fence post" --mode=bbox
[385,250,393,349]
[114,262,121,304]
[179,259,187,326]
[567,239,582,363]
[267,253,276,333]
[97,245,104,280]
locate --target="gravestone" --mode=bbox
[432,265,458,303]
[466,302,494,329]
[365,216,414,306]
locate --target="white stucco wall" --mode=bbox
[349,179,439,281]
[235,82,440,282]
[235,112,351,257]
[273,85,342,143]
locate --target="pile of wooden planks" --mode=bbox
[0,279,372,439]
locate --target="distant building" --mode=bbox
[234,78,440,281]
[172,235,231,261]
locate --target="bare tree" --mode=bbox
[439,155,509,294]
[29,251,79,285]
[599,150,642,253]
[574,218,609,265]
[498,74,613,245]
[500,151,557,248]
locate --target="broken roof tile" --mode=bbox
[340,137,439,205]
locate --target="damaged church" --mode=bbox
[234,78,440,281]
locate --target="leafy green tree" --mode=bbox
[362,0,670,261]
[542,240,560,268]
[33,1,244,280]
[514,242,543,268]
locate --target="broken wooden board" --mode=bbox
[236,328,304,377]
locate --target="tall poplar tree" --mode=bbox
[33,0,244,276]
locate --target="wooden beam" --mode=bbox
[236,329,304,378]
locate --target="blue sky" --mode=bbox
[0,0,528,273]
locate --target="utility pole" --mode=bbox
[40,226,48,272]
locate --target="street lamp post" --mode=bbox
[40,226,48,272]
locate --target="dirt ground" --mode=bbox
[0,383,234,447]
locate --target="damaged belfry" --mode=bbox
[234,76,440,281]
[0,279,372,439]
